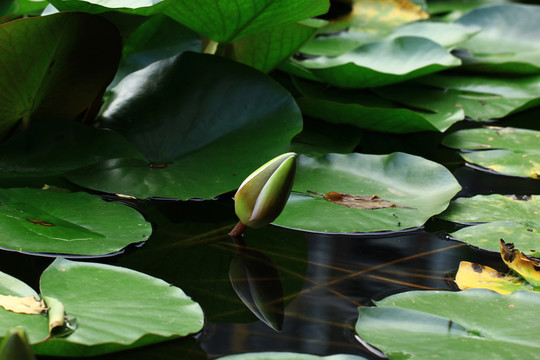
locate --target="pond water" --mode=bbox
[2,114,538,359]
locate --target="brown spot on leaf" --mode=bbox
[500,239,516,262]
[26,219,55,227]
[527,228,534,232]
[471,263,483,274]
[508,304,515,308]
[308,190,414,210]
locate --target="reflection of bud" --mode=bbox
[232,153,296,233]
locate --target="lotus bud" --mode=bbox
[230,153,297,236]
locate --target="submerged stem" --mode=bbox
[228,221,247,237]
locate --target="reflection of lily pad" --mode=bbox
[0,258,204,357]
[66,52,302,200]
[454,4,540,73]
[355,289,540,359]
[0,188,151,255]
[442,127,540,178]
[439,194,540,255]
[297,36,460,88]
[274,153,461,233]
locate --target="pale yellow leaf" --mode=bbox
[0,295,46,315]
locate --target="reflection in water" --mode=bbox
[201,229,501,359]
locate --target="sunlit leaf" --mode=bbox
[296,36,460,88]
[0,188,151,255]
[454,261,533,294]
[0,12,121,137]
[443,127,540,178]
[274,153,460,233]
[454,4,540,73]
[449,222,540,258]
[67,52,302,200]
[355,289,540,359]
[500,239,540,287]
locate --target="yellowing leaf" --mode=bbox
[308,190,412,210]
[0,295,46,315]
[345,0,429,33]
[455,261,533,295]
[500,239,540,286]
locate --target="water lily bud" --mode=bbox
[234,152,296,229]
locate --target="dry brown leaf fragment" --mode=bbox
[308,190,413,210]
[0,294,47,314]
[500,239,540,287]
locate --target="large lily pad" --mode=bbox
[296,36,460,88]
[355,289,540,359]
[0,12,121,137]
[375,73,540,122]
[294,79,464,133]
[273,153,461,233]
[66,52,302,200]
[442,127,540,178]
[439,194,540,256]
[0,258,204,356]
[0,187,151,255]
[454,4,540,73]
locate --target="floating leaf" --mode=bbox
[0,188,151,255]
[443,127,540,178]
[375,74,540,123]
[440,194,540,256]
[0,258,204,357]
[454,261,533,294]
[274,153,460,233]
[355,289,540,359]
[454,4,540,73]
[500,239,540,287]
[67,52,302,200]
[0,12,121,136]
[296,36,460,88]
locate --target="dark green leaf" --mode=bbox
[0,12,121,137]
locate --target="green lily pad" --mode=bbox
[163,0,329,44]
[450,222,540,257]
[300,21,478,57]
[0,187,151,255]
[355,289,540,359]
[297,36,461,88]
[273,153,461,233]
[442,127,540,178]
[0,119,145,178]
[216,353,368,360]
[294,79,464,133]
[439,194,540,254]
[0,258,204,356]
[67,52,302,200]
[454,4,540,73]
[0,12,121,137]
[375,73,540,122]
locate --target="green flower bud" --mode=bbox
[234,152,296,229]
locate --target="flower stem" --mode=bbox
[228,221,247,237]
